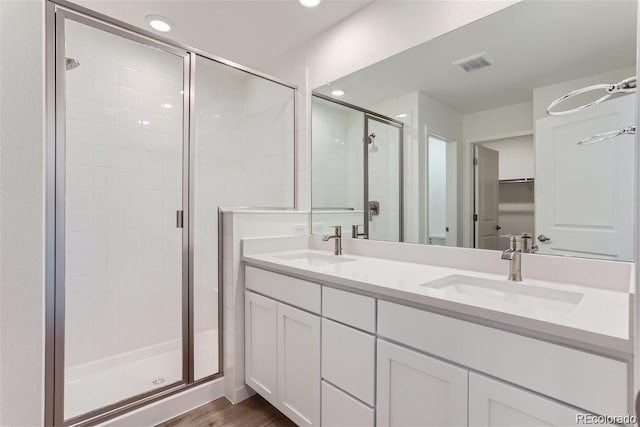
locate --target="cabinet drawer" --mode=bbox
[322,381,374,427]
[245,266,321,314]
[322,286,375,333]
[378,300,628,416]
[322,319,375,405]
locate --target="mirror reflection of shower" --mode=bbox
[367,132,378,152]
[66,57,80,71]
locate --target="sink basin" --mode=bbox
[274,252,355,266]
[422,274,583,313]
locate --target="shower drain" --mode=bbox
[151,377,167,386]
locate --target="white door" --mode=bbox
[535,94,635,260]
[277,303,321,426]
[376,339,468,427]
[474,145,500,249]
[245,291,278,405]
[469,373,613,426]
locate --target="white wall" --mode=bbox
[0,1,46,425]
[480,135,534,181]
[266,1,519,90]
[311,100,359,209]
[264,1,519,212]
[463,101,533,143]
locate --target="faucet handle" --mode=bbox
[329,225,342,237]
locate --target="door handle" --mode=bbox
[495,225,502,231]
[537,234,551,242]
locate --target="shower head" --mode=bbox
[367,133,379,153]
[66,58,80,71]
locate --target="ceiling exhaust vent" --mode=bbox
[453,52,492,72]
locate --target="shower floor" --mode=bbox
[64,329,219,420]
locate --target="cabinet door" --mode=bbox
[469,373,612,427]
[245,291,278,405]
[277,303,321,426]
[377,339,468,427]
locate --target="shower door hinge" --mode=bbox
[176,210,184,228]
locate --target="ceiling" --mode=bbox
[315,0,637,114]
[72,0,372,70]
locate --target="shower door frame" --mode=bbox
[311,93,404,241]
[44,2,298,426]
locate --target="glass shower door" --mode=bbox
[61,17,187,421]
[365,116,403,241]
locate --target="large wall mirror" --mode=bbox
[311,0,637,261]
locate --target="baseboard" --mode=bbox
[98,378,225,426]
[227,385,256,404]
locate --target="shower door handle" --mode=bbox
[176,210,184,228]
[368,201,380,221]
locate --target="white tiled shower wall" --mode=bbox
[64,20,297,383]
[311,98,364,234]
[367,120,401,242]
[64,20,184,367]
[193,57,295,378]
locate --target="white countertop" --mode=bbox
[243,248,633,353]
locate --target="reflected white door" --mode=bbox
[474,145,500,249]
[535,95,635,261]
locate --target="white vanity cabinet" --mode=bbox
[245,267,321,426]
[376,339,468,427]
[468,373,613,427]
[244,263,628,427]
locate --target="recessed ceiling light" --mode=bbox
[395,113,408,118]
[138,120,150,125]
[299,0,321,7]
[331,89,345,97]
[145,15,173,32]
[161,103,173,109]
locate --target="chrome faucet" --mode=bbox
[520,233,538,254]
[352,224,368,239]
[501,236,522,282]
[323,226,342,256]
